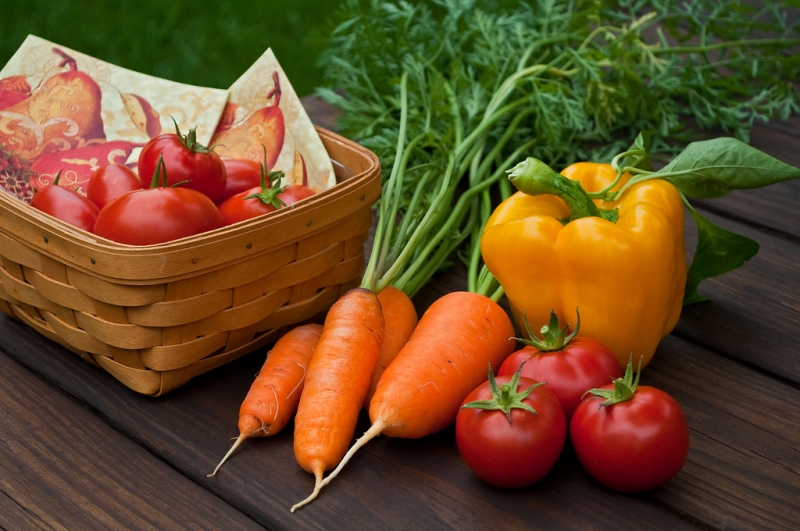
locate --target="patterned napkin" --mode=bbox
[0,35,334,203]
[210,48,336,192]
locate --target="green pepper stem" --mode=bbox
[508,157,617,223]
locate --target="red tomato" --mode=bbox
[30,173,99,232]
[138,122,227,203]
[86,163,142,209]
[570,361,690,492]
[455,368,566,489]
[280,184,315,206]
[218,187,279,226]
[94,156,222,245]
[217,169,315,226]
[94,187,222,245]
[218,168,285,226]
[499,309,622,421]
[220,158,263,202]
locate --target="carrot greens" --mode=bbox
[318,0,799,300]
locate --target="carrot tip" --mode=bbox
[290,421,388,512]
[208,433,247,477]
[290,469,324,513]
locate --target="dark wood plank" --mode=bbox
[0,314,694,531]
[4,299,799,530]
[301,94,340,132]
[0,349,263,531]
[0,490,56,531]
[759,113,800,141]
[643,334,800,531]
[677,207,800,383]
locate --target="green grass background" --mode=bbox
[0,0,337,96]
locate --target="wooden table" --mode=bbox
[1,97,798,531]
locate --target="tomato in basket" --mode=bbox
[218,164,315,226]
[138,119,227,203]
[94,155,222,245]
[30,171,100,232]
[86,163,142,208]
[218,166,284,225]
[280,184,315,206]
[220,158,263,203]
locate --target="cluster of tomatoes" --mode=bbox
[30,124,314,245]
[455,310,690,492]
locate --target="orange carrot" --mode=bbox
[363,286,419,409]
[208,323,322,477]
[291,288,384,510]
[291,291,514,511]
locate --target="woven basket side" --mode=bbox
[8,303,97,365]
[0,298,12,317]
[1,262,55,314]
[0,126,380,395]
[67,267,166,306]
[126,289,235,327]
[94,355,163,395]
[140,333,228,371]
[0,231,42,271]
[25,267,96,314]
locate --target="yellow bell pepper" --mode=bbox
[481,159,685,369]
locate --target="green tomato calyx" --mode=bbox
[515,307,581,352]
[461,363,544,424]
[171,116,212,154]
[244,146,286,209]
[150,154,168,188]
[583,356,642,408]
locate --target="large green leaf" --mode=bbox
[658,138,800,199]
[684,204,760,305]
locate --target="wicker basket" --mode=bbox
[0,127,381,396]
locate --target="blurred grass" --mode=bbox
[0,0,335,96]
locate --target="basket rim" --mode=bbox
[0,126,381,283]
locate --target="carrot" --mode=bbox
[368,291,514,437]
[290,291,514,511]
[289,73,510,512]
[363,286,419,409]
[291,288,384,510]
[208,323,322,477]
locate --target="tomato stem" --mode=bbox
[150,154,168,188]
[515,308,580,352]
[461,364,544,424]
[243,152,286,209]
[170,116,212,154]
[582,356,642,407]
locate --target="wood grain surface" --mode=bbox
[0,353,262,531]
[0,96,798,530]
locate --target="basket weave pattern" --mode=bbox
[0,128,381,395]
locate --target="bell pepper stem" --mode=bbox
[508,157,617,223]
